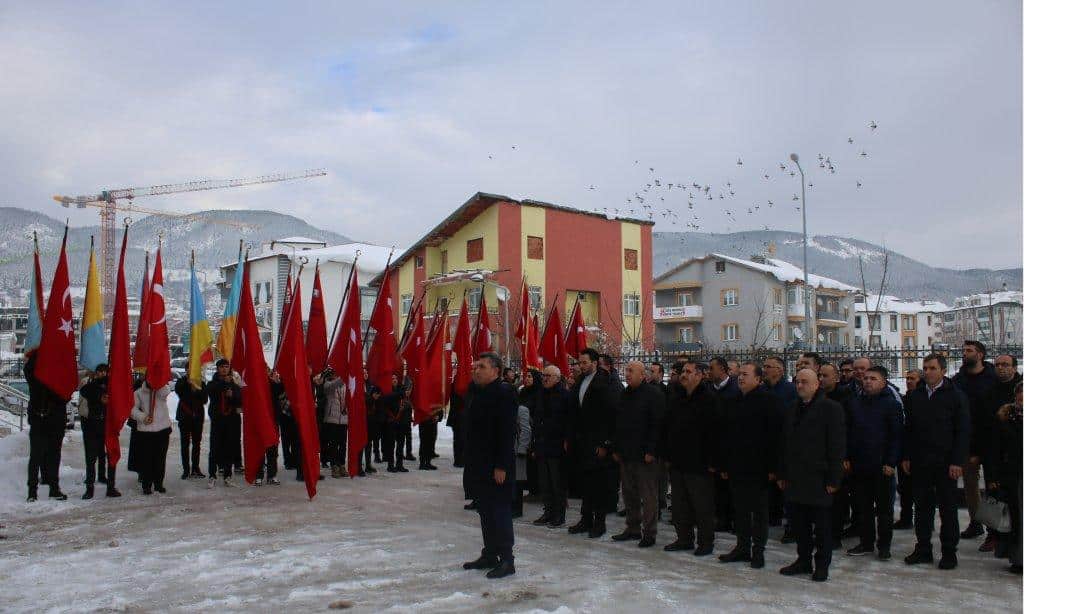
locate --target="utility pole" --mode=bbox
[790,153,814,351]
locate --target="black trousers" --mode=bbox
[714,475,733,528]
[384,423,406,466]
[367,418,385,463]
[730,478,769,552]
[81,419,107,485]
[256,445,279,479]
[853,473,894,550]
[911,465,960,553]
[578,459,619,521]
[280,417,298,470]
[28,423,64,489]
[790,502,833,570]
[897,465,913,521]
[769,477,785,525]
[209,415,241,478]
[324,423,347,467]
[832,474,851,537]
[177,416,203,475]
[450,423,463,466]
[137,427,171,488]
[537,456,568,519]
[477,483,516,561]
[670,469,716,548]
[403,423,413,456]
[419,420,438,464]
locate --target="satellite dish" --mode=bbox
[792,327,803,340]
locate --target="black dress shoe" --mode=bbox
[106,488,122,497]
[904,548,934,565]
[663,541,694,552]
[142,484,153,495]
[1008,564,1023,575]
[181,471,190,480]
[811,566,828,582]
[82,487,94,500]
[48,489,67,501]
[877,549,891,561]
[611,531,640,542]
[27,488,37,502]
[718,547,751,563]
[588,524,606,539]
[463,554,499,570]
[938,552,958,570]
[960,522,983,539]
[154,484,167,494]
[847,544,873,556]
[779,559,813,576]
[191,469,206,478]
[638,536,656,548]
[693,544,714,556]
[568,519,590,534]
[404,454,417,462]
[486,559,516,579]
[548,515,566,528]
[750,552,765,568]
[532,513,551,526]
[387,465,397,472]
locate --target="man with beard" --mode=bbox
[567,348,621,539]
[978,354,1021,553]
[952,340,998,543]
[79,364,114,498]
[839,360,856,388]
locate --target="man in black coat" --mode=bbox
[206,359,242,485]
[708,356,738,533]
[24,354,69,502]
[531,365,570,527]
[611,361,665,548]
[951,340,998,541]
[174,374,209,480]
[460,352,518,579]
[974,353,1021,553]
[777,368,845,582]
[567,348,621,539]
[718,362,782,568]
[844,366,903,560]
[902,353,971,570]
[79,364,112,499]
[661,361,718,556]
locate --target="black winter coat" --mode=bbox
[463,378,517,499]
[206,376,242,419]
[614,382,665,462]
[766,377,798,407]
[710,376,741,402]
[173,377,208,422]
[80,377,109,421]
[952,362,998,458]
[531,382,569,458]
[662,383,717,473]
[980,373,1022,468]
[846,387,904,474]
[779,396,845,507]
[988,404,1023,485]
[23,356,68,429]
[569,368,620,462]
[720,388,782,479]
[903,378,970,468]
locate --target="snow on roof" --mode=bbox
[295,243,406,274]
[276,236,324,245]
[710,254,858,292]
[857,294,950,314]
[953,290,1023,307]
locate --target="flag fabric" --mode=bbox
[564,299,588,356]
[523,313,542,376]
[451,296,473,397]
[275,277,321,498]
[145,250,171,392]
[187,255,214,387]
[24,240,45,355]
[216,249,244,360]
[472,293,493,357]
[34,228,79,398]
[540,301,569,377]
[232,263,279,484]
[277,269,293,346]
[400,300,426,378]
[132,252,151,372]
[305,262,329,375]
[366,267,398,395]
[79,245,106,370]
[105,227,134,468]
[327,270,367,477]
[514,278,528,343]
[413,309,449,424]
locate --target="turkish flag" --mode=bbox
[540,301,569,377]
[34,228,78,398]
[132,252,151,372]
[565,299,588,356]
[105,227,135,468]
[233,263,280,484]
[413,310,449,424]
[276,277,321,498]
[523,313,542,377]
[472,293,492,357]
[366,267,398,395]
[305,262,329,375]
[451,297,473,397]
[145,249,171,392]
[400,301,426,378]
[328,270,367,477]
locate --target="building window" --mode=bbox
[771,323,781,342]
[855,315,862,329]
[723,323,739,342]
[527,236,544,260]
[905,336,916,348]
[414,255,424,269]
[904,315,916,331]
[468,287,482,312]
[890,315,898,332]
[678,292,693,307]
[623,293,641,316]
[842,333,850,346]
[869,335,882,347]
[773,288,783,305]
[678,326,694,343]
[400,294,413,316]
[624,248,639,271]
[528,286,542,311]
[926,315,932,326]
[466,238,484,263]
[721,289,739,307]
[715,260,726,273]
[438,297,450,312]
[788,286,800,304]
[869,315,882,331]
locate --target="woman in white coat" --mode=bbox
[131,381,173,495]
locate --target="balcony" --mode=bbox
[816,310,849,327]
[787,303,805,320]
[653,305,703,321]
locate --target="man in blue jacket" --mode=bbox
[844,366,904,560]
[461,352,518,579]
[902,354,971,570]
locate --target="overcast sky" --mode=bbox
[0,1,1021,269]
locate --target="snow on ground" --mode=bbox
[0,425,1021,613]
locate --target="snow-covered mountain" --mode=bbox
[654,230,1022,304]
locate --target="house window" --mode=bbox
[904,315,916,331]
[438,297,450,312]
[721,289,739,307]
[771,323,781,342]
[414,255,424,269]
[528,286,542,310]
[773,289,783,305]
[869,335,882,347]
[723,323,739,342]
[624,248,639,271]
[678,292,693,307]
[400,294,413,316]
[527,236,544,260]
[890,315,898,332]
[715,260,726,273]
[869,315,882,331]
[855,315,862,329]
[905,336,916,348]
[466,238,484,263]
[788,286,800,304]
[842,333,850,346]
[678,326,694,343]
[623,293,641,316]
[468,287,482,312]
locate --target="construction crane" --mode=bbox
[54,168,327,314]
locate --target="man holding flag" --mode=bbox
[177,252,214,479]
[78,240,108,496]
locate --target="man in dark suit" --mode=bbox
[567,348,621,539]
[708,355,738,533]
[460,352,518,579]
[777,368,845,582]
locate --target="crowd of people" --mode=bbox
[20,339,1023,584]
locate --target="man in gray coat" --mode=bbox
[777,369,846,582]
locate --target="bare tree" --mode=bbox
[857,248,890,348]
[749,289,778,348]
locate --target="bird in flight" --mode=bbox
[869,120,878,131]
[856,180,863,189]
[848,137,854,144]
[793,193,799,201]
[860,150,868,157]
[737,157,744,166]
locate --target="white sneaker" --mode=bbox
[255,478,264,486]
[268,478,281,486]
[223,477,234,488]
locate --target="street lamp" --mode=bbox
[789,153,815,351]
[470,272,512,365]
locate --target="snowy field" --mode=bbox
[0,422,1022,613]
